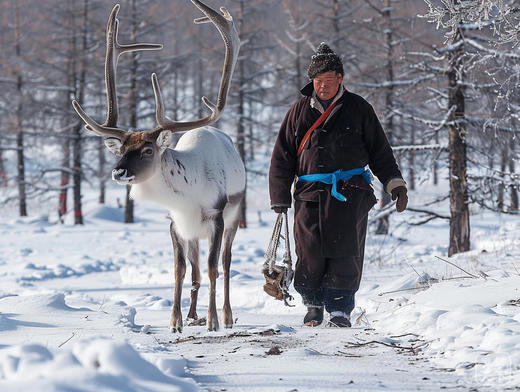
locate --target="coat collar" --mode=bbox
[300,81,314,96]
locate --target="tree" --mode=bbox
[421,0,520,255]
[350,0,422,234]
[11,0,28,217]
[277,0,314,95]
[446,29,470,256]
[70,0,91,225]
[229,0,279,228]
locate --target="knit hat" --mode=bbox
[307,42,344,80]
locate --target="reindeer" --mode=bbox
[71,0,244,332]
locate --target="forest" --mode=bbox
[1,0,519,256]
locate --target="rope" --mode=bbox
[282,211,292,270]
[263,212,294,306]
[264,213,284,274]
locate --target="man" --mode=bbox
[269,43,407,327]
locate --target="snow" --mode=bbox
[0,339,197,392]
[0,181,519,391]
[369,272,520,387]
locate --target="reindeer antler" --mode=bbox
[72,4,163,141]
[151,0,240,133]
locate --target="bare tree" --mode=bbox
[446,29,470,256]
[349,0,420,235]
[277,0,314,95]
[11,0,28,216]
[229,0,279,227]
[420,0,520,254]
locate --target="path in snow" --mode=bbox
[155,314,475,392]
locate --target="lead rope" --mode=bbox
[263,212,294,306]
[264,213,283,274]
[281,212,294,306]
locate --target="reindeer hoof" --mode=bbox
[169,318,183,333]
[222,305,233,329]
[169,325,182,333]
[207,319,219,332]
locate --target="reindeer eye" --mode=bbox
[142,148,153,157]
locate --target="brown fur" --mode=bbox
[124,132,146,152]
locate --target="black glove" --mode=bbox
[391,186,408,213]
[272,206,288,214]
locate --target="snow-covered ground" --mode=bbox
[0,181,519,391]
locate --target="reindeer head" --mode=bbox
[103,131,173,185]
[72,0,239,185]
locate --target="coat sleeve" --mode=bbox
[362,103,406,193]
[269,103,299,208]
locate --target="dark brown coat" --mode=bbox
[269,84,403,288]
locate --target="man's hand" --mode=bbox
[391,186,408,213]
[272,206,288,214]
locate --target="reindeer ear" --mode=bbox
[104,138,124,156]
[156,131,174,152]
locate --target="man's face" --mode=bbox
[313,71,343,101]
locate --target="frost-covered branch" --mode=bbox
[392,144,448,152]
[421,0,520,46]
[357,74,436,88]
[392,105,457,130]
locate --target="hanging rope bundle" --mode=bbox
[262,212,294,306]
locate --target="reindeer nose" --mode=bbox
[112,168,127,181]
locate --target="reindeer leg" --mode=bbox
[221,223,238,328]
[169,221,186,333]
[187,239,200,322]
[207,213,224,331]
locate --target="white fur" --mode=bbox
[112,168,134,184]
[130,127,245,240]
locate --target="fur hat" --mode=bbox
[307,42,344,80]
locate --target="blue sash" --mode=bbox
[297,168,372,202]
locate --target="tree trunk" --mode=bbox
[332,0,341,50]
[375,0,393,235]
[197,48,204,118]
[447,31,470,256]
[510,133,518,211]
[124,0,140,224]
[295,38,302,92]
[296,1,304,90]
[14,2,27,217]
[433,130,439,185]
[497,145,507,211]
[237,0,247,228]
[125,185,134,223]
[172,36,179,121]
[408,123,415,191]
[0,149,6,187]
[59,139,70,223]
[72,129,83,224]
[16,75,27,217]
[98,137,106,204]
[59,3,76,223]
[72,0,89,225]
[247,98,254,160]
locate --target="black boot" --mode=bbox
[327,311,351,328]
[303,306,324,327]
